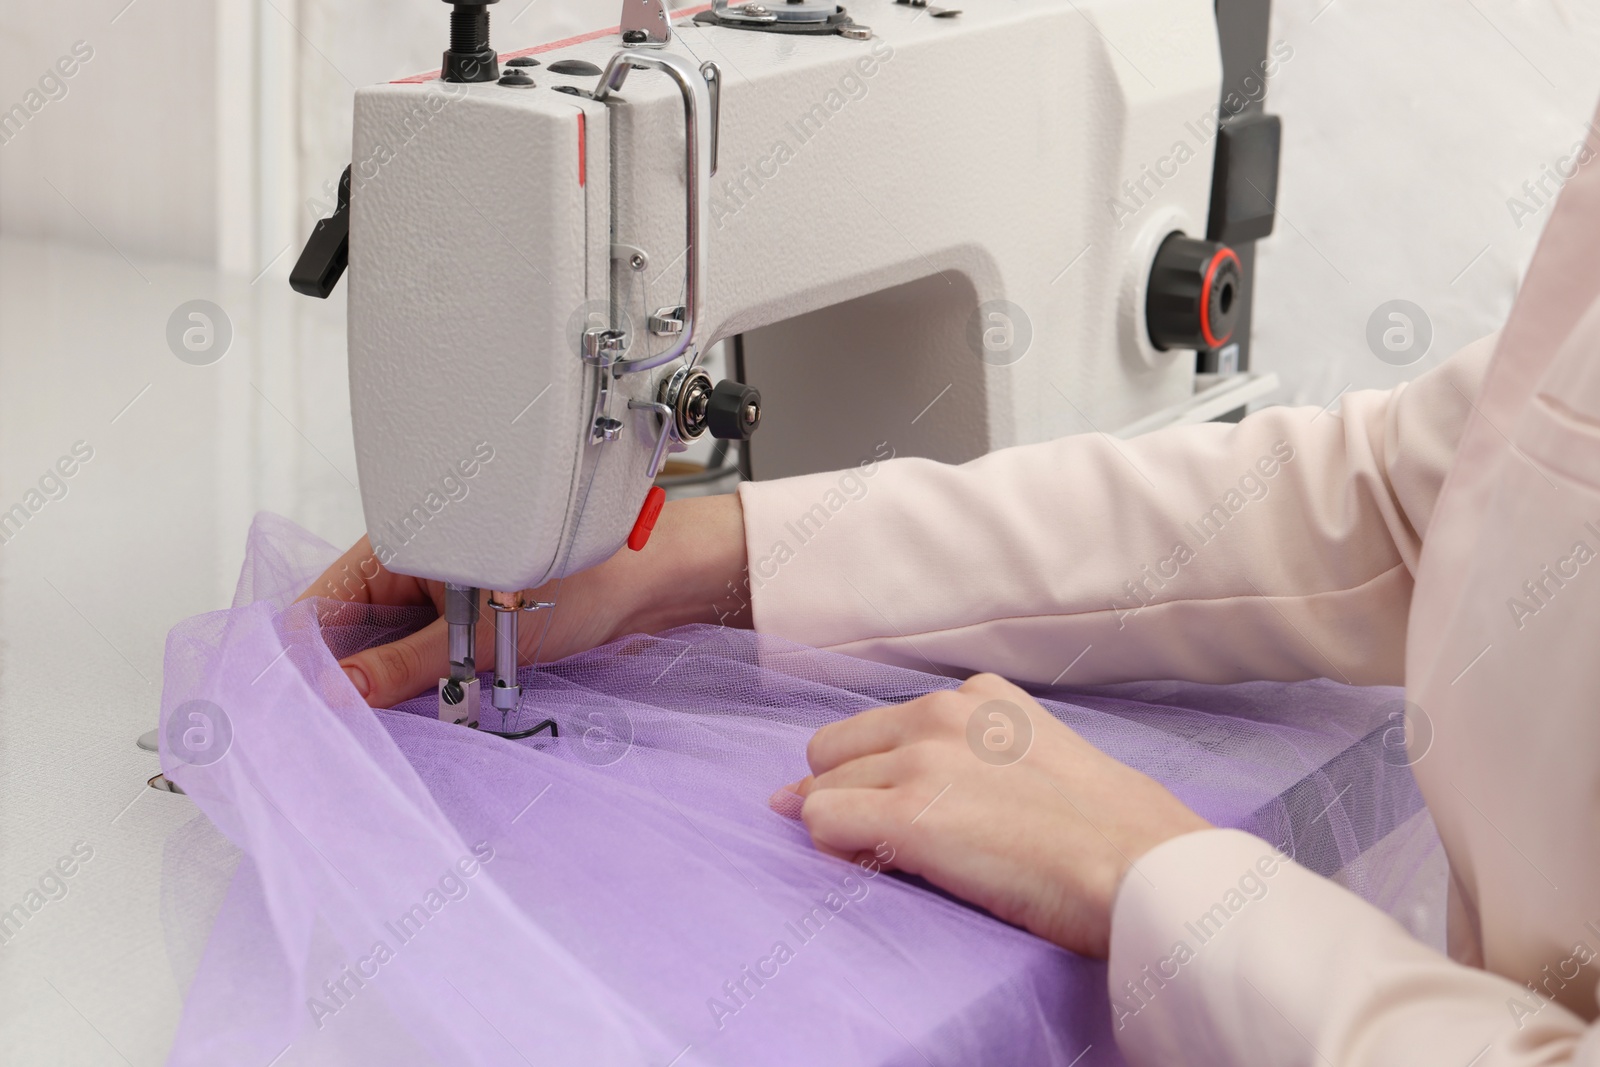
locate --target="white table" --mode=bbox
[0,236,365,1065]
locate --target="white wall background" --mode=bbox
[0,0,220,264]
[3,0,1598,408]
[1256,0,1600,406]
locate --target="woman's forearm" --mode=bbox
[727,339,1495,687]
[621,492,752,635]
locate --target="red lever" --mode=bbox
[627,486,667,551]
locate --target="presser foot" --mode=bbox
[438,676,480,728]
[438,675,557,739]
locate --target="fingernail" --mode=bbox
[342,664,370,698]
[767,785,804,820]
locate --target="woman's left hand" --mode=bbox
[773,673,1210,959]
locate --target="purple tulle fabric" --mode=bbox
[159,514,1442,1066]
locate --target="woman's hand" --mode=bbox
[775,673,1210,959]
[295,493,751,707]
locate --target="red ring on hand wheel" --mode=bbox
[1199,247,1242,349]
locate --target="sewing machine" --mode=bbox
[291,0,1279,728]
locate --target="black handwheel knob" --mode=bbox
[706,380,761,441]
[1145,233,1242,352]
[441,0,501,84]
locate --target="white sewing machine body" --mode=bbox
[344,0,1229,595]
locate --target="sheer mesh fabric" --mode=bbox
[158,514,1444,1066]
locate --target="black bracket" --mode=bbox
[290,165,352,299]
[1202,0,1282,377]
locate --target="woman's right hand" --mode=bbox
[295,493,751,707]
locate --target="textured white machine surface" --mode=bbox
[349,80,652,592]
[349,0,1224,590]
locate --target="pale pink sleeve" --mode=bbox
[1109,828,1600,1066]
[735,335,1496,687]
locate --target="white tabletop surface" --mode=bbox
[0,235,366,1065]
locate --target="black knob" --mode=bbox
[441,1,500,84]
[1145,233,1242,351]
[706,380,761,441]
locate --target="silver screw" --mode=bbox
[630,253,647,271]
[839,24,872,40]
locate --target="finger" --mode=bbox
[801,787,900,860]
[339,616,450,707]
[809,751,900,793]
[806,697,935,777]
[959,672,1029,701]
[767,780,807,820]
[295,536,432,609]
